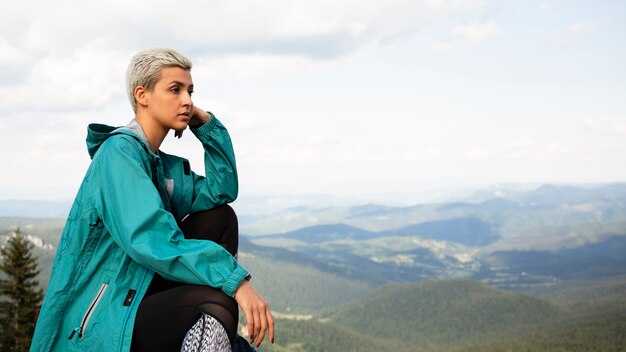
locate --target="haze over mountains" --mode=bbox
[1,183,625,350]
[2,183,626,291]
[242,183,626,290]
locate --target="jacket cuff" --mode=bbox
[190,111,219,142]
[222,265,249,297]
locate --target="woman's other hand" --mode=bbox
[233,280,275,347]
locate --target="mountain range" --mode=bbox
[1,182,626,350]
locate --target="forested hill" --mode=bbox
[259,278,626,352]
[327,280,563,350]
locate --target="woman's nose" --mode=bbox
[182,92,192,106]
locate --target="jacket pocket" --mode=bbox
[68,282,108,340]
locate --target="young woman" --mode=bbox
[31,48,274,351]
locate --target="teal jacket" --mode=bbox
[30,115,249,351]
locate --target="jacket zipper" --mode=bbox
[68,282,108,340]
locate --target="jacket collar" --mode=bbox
[115,119,149,145]
[86,119,158,159]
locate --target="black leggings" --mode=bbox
[130,205,239,351]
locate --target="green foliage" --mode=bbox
[256,279,626,352]
[238,253,375,314]
[255,318,411,352]
[453,313,626,352]
[0,217,63,290]
[0,228,44,352]
[528,274,626,307]
[328,280,564,349]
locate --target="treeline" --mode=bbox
[256,319,410,352]
[328,280,563,348]
[454,313,626,352]
[257,279,626,352]
[258,312,626,352]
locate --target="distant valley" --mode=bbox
[2,183,626,350]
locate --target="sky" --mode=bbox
[0,0,625,204]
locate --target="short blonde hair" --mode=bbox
[126,48,192,112]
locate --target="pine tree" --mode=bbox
[0,228,44,352]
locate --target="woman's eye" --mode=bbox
[171,87,180,93]
[188,90,194,96]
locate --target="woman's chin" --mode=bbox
[172,121,189,131]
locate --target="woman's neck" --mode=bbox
[134,112,168,153]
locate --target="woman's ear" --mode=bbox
[134,86,149,108]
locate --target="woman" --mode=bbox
[31,48,274,351]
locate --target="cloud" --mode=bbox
[507,137,537,159]
[583,117,626,136]
[329,147,444,165]
[506,137,573,160]
[461,147,490,160]
[0,36,29,66]
[507,137,533,149]
[4,0,489,58]
[193,53,329,81]
[569,19,609,33]
[539,2,552,12]
[0,111,90,199]
[432,21,500,51]
[532,17,611,47]
[0,0,490,113]
[236,139,444,167]
[0,35,34,84]
[398,148,443,162]
[0,43,128,112]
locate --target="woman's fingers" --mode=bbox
[256,303,271,347]
[247,300,272,347]
[253,309,263,346]
[266,309,275,344]
[245,308,255,342]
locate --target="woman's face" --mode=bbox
[144,66,194,132]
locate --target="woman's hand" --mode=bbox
[188,106,211,128]
[174,106,212,138]
[233,280,275,347]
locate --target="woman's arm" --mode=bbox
[91,135,247,296]
[186,107,239,213]
[185,109,275,346]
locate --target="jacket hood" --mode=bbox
[86,120,152,159]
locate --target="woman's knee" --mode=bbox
[179,204,239,255]
[181,204,237,231]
